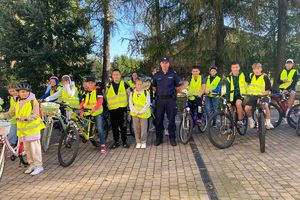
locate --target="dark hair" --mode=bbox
[112,69,121,74]
[192,65,200,70]
[231,62,239,66]
[150,66,157,72]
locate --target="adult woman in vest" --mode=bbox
[45,75,80,119]
[0,83,46,175]
[205,66,221,125]
[6,84,19,147]
[105,69,130,149]
[278,59,298,115]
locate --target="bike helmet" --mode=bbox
[15,83,32,92]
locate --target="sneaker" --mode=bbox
[249,118,255,129]
[25,165,36,174]
[170,139,177,146]
[123,142,130,148]
[141,143,146,149]
[30,167,44,176]
[266,122,274,130]
[100,145,107,153]
[90,139,100,147]
[110,142,120,149]
[136,143,141,148]
[164,129,169,136]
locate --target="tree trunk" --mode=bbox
[274,0,287,88]
[214,0,225,74]
[102,0,111,86]
[154,0,162,61]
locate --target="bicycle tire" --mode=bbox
[296,117,300,136]
[129,117,135,138]
[197,111,208,133]
[41,118,54,152]
[287,104,300,129]
[237,112,248,136]
[179,112,193,144]
[0,144,6,180]
[207,111,236,149]
[252,102,282,128]
[58,125,79,167]
[257,112,266,153]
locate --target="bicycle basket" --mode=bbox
[0,120,11,137]
[41,102,60,116]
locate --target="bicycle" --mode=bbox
[286,102,300,129]
[40,102,66,152]
[178,92,208,144]
[296,117,300,136]
[207,95,248,149]
[56,102,103,167]
[0,120,28,179]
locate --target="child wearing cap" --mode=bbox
[205,66,221,124]
[80,76,107,153]
[129,79,151,148]
[0,83,46,175]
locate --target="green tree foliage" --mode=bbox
[0,0,93,94]
[111,55,142,75]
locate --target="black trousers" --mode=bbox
[155,98,177,140]
[109,107,127,143]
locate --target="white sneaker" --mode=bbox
[136,143,141,148]
[25,165,36,174]
[266,122,274,130]
[141,143,146,149]
[249,118,255,129]
[164,129,169,136]
[30,167,44,176]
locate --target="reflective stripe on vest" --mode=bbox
[60,85,80,109]
[279,69,297,89]
[205,75,221,97]
[83,89,103,116]
[247,75,265,95]
[227,73,248,102]
[130,91,151,119]
[188,76,202,100]
[106,80,128,110]
[15,100,45,137]
[9,96,17,124]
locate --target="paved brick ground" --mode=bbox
[1,121,300,199]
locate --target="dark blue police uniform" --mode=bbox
[152,68,180,145]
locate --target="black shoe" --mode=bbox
[90,139,100,147]
[123,142,130,148]
[110,142,120,149]
[170,139,177,146]
[154,139,162,146]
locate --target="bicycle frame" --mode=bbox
[184,95,204,126]
[272,93,289,114]
[70,111,96,141]
[0,133,25,164]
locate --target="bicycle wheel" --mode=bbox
[252,102,282,128]
[207,111,236,149]
[197,111,208,133]
[257,112,266,153]
[58,125,79,167]
[287,104,300,129]
[237,112,248,136]
[296,117,300,136]
[41,117,54,152]
[0,144,6,180]
[179,112,194,144]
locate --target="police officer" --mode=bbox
[152,57,181,146]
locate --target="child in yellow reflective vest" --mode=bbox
[0,83,45,176]
[129,79,151,148]
[6,84,19,147]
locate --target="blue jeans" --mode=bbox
[206,97,219,118]
[95,114,105,145]
[8,124,17,146]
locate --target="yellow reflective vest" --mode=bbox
[279,69,297,89]
[83,89,103,116]
[60,85,80,109]
[130,90,151,119]
[15,100,45,138]
[188,76,202,100]
[106,81,128,110]
[227,72,248,102]
[205,75,221,97]
[247,74,265,95]
[128,80,135,89]
[50,84,62,95]
[9,96,17,124]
